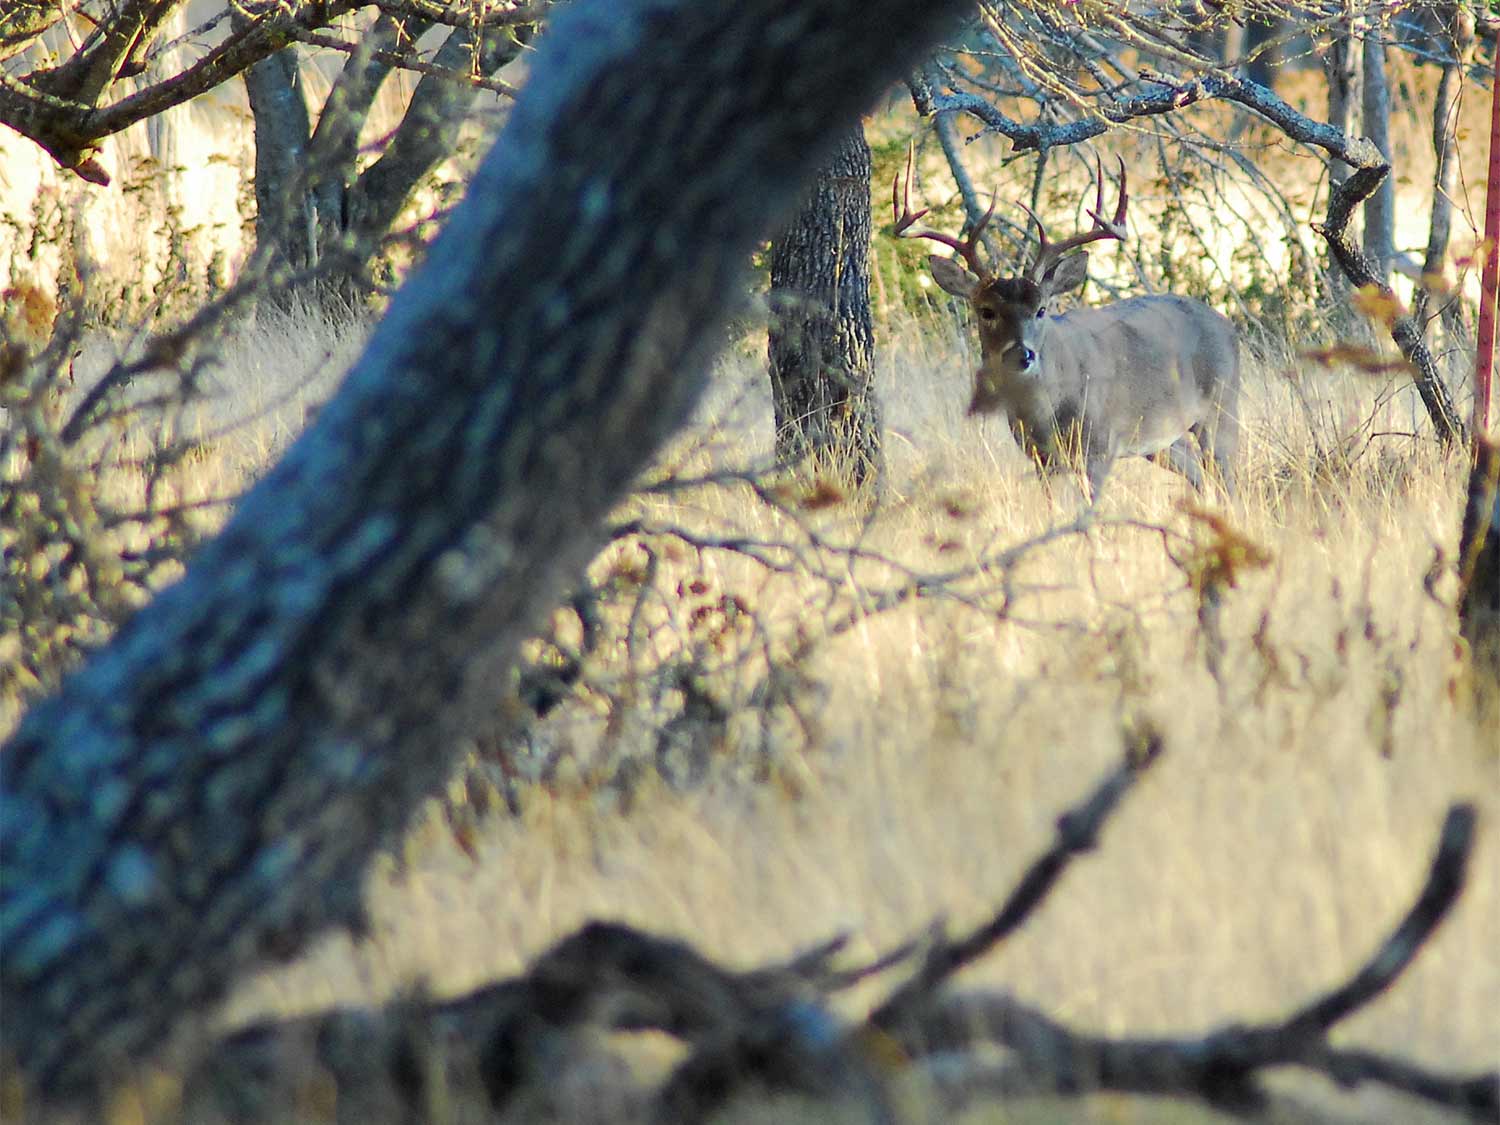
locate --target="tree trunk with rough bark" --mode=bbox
[767,125,882,489]
[0,0,969,1103]
[1360,12,1395,284]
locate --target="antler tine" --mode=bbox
[1017,200,1051,255]
[892,143,930,232]
[1027,155,1129,282]
[1085,155,1127,238]
[892,141,994,281]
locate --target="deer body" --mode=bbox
[899,155,1240,499]
[964,283,1241,497]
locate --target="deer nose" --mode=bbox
[1019,347,1036,370]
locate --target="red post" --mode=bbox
[1476,47,1500,436]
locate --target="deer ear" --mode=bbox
[1043,251,1090,295]
[928,255,978,299]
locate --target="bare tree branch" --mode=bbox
[165,782,1493,1124]
[871,724,1164,1033]
[286,25,523,99]
[1313,163,1466,444]
[0,2,358,180]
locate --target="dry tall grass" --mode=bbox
[48,294,1478,1122]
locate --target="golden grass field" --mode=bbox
[20,290,1478,1123]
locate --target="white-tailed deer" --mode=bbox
[896,153,1240,500]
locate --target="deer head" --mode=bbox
[895,150,1128,415]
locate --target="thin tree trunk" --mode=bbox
[1360,7,1394,284]
[0,0,970,1101]
[243,43,314,278]
[1415,1,1476,373]
[1321,3,1359,301]
[1459,437,1500,696]
[768,125,882,490]
[1241,13,1284,89]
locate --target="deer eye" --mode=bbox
[978,307,997,322]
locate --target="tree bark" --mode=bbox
[1459,438,1500,690]
[1360,10,1395,284]
[334,21,532,291]
[0,0,970,1100]
[767,124,882,489]
[243,42,316,279]
[298,10,431,286]
[1415,1,1475,359]
[1320,2,1359,301]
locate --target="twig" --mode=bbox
[286,26,523,98]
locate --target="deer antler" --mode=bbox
[892,143,995,281]
[1023,155,1128,282]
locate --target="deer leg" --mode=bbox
[1163,435,1206,491]
[1083,445,1117,507]
[1190,420,1237,500]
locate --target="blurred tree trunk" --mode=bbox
[1241,14,1284,89]
[143,8,188,174]
[244,43,316,280]
[1321,29,1357,193]
[0,0,969,1100]
[1415,1,1476,367]
[1459,438,1500,694]
[1360,9,1394,284]
[767,124,882,490]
